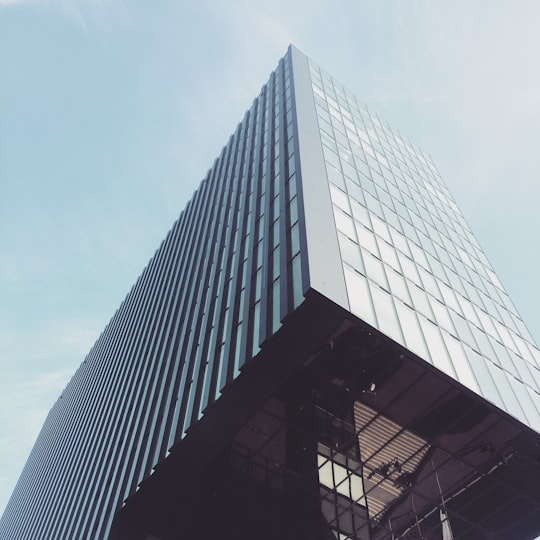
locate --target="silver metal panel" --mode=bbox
[289,45,350,311]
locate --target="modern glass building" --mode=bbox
[1,45,539,540]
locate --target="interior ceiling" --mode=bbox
[354,401,431,524]
[233,322,540,539]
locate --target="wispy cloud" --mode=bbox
[0,0,127,37]
[0,0,45,6]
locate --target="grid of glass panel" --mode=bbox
[307,59,540,430]
[0,51,306,540]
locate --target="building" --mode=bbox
[1,45,540,540]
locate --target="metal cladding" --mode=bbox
[1,46,539,540]
[1,51,305,540]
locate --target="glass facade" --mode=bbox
[305,58,540,431]
[1,45,539,540]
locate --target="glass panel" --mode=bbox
[506,379,536,428]
[419,316,455,377]
[350,200,371,228]
[345,177,365,205]
[330,185,351,215]
[474,305,499,339]
[343,267,376,328]
[394,300,430,361]
[334,208,356,239]
[291,254,303,309]
[318,454,333,488]
[362,251,388,289]
[371,214,391,243]
[252,302,261,356]
[409,284,434,321]
[327,163,346,190]
[333,462,349,497]
[290,222,300,256]
[369,282,403,345]
[486,362,526,423]
[525,388,540,431]
[442,332,479,392]
[471,326,495,359]
[514,334,535,363]
[449,311,478,351]
[272,280,280,333]
[464,346,502,406]
[338,234,364,273]
[386,267,411,305]
[397,253,420,286]
[377,238,400,271]
[272,247,280,280]
[350,472,364,502]
[489,336,518,376]
[418,267,442,301]
[511,358,534,390]
[429,297,455,335]
[493,319,519,355]
[356,224,379,255]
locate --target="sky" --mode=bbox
[1,0,540,517]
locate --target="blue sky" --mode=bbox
[1,0,540,516]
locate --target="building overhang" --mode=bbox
[110,290,540,540]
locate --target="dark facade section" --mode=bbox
[110,292,540,540]
[0,50,306,540]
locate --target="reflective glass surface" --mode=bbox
[308,59,540,429]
